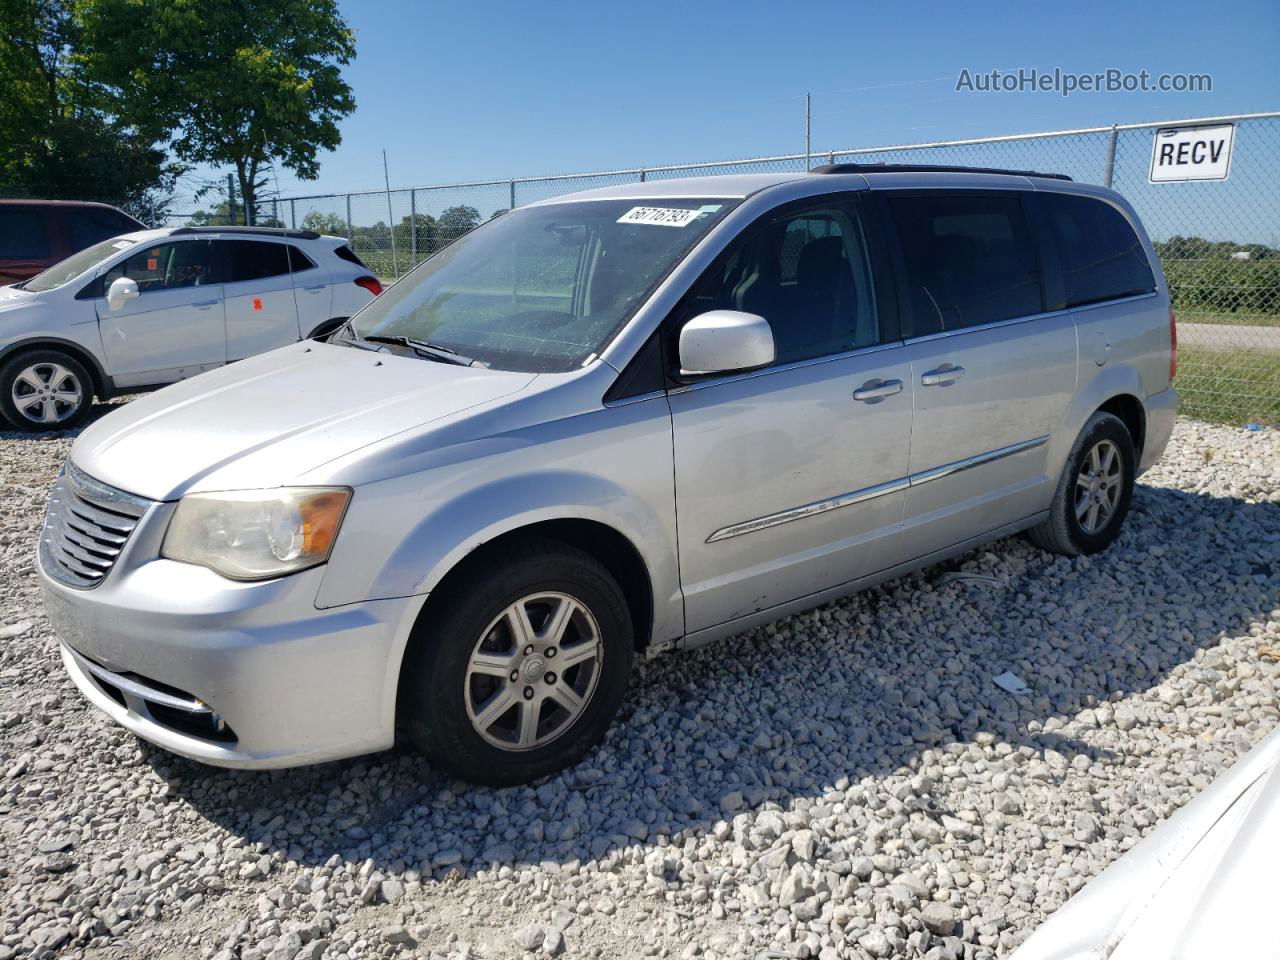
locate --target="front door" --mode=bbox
[881,190,1076,559]
[668,195,913,633]
[219,239,303,360]
[95,239,226,384]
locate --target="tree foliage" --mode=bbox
[78,0,356,222]
[0,0,173,216]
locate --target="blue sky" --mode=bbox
[178,0,1278,208]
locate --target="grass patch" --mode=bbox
[1177,310,1280,328]
[1178,345,1280,425]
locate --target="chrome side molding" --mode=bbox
[706,435,1049,543]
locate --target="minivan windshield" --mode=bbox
[24,236,138,292]
[346,198,735,372]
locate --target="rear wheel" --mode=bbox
[1028,412,1135,556]
[0,350,94,432]
[399,539,633,785]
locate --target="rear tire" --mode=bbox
[1028,411,1135,556]
[0,349,94,432]
[399,538,633,786]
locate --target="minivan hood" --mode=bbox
[72,342,537,500]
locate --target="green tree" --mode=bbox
[301,210,348,235]
[0,0,173,213]
[437,205,481,243]
[78,0,356,224]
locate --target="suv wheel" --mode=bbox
[400,538,633,785]
[1028,411,1136,556]
[0,350,93,432]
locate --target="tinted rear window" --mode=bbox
[333,244,366,267]
[221,240,290,282]
[66,208,140,250]
[1041,193,1156,308]
[287,245,316,272]
[888,193,1042,335]
[0,208,52,259]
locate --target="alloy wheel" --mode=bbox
[11,362,83,426]
[464,592,602,751]
[1074,438,1123,535]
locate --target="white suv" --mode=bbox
[0,226,380,430]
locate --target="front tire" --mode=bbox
[1028,411,1135,556]
[400,538,633,785]
[0,350,94,432]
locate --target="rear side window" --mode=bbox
[287,245,316,273]
[221,240,290,282]
[1041,193,1156,308]
[0,207,52,259]
[333,244,367,267]
[66,208,139,250]
[888,193,1042,336]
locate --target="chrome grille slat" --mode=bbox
[39,463,154,590]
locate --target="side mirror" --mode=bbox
[678,310,775,378]
[106,276,139,311]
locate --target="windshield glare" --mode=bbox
[24,236,139,293]
[349,198,735,372]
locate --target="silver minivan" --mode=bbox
[37,166,1178,785]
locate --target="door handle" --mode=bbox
[302,284,325,291]
[853,378,904,402]
[192,299,219,309]
[921,365,965,386]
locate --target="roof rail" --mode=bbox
[169,226,322,240]
[810,162,1073,182]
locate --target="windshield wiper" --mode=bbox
[360,334,478,366]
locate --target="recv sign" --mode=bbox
[1149,124,1235,182]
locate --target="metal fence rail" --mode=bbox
[179,111,1280,424]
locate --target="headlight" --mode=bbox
[162,487,351,581]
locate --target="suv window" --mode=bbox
[888,193,1042,336]
[679,199,879,365]
[287,245,316,273]
[0,208,52,259]
[221,240,291,282]
[101,240,216,293]
[66,208,139,250]
[334,244,366,267]
[1040,193,1156,308]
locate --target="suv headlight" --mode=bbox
[162,487,351,580]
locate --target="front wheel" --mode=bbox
[0,350,94,432]
[399,539,633,785]
[1028,411,1136,556]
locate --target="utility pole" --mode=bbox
[805,93,812,171]
[383,149,399,277]
[227,173,237,225]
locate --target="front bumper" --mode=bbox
[40,549,425,769]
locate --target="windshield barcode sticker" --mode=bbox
[617,206,703,227]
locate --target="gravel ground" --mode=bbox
[1,413,1277,960]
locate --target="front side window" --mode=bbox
[889,192,1042,336]
[676,198,880,365]
[348,198,735,373]
[1041,193,1155,308]
[221,240,291,283]
[102,240,216,293]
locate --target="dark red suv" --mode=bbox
[0,200,146,285]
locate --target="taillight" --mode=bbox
[1169,306,1177,381]
[354,275,382,296]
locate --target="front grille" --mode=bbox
[40,462,152,589]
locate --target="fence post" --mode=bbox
[509,179,516,213]
[1103,124,1119,187]
[289,199,296,230]
[409,189,417,263]
[345,194,353,241]
[639,168,647,182]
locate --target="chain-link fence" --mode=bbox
[186,111,1280,424]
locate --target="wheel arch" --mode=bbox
[305,317,348,340]
[0,337,108,399]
